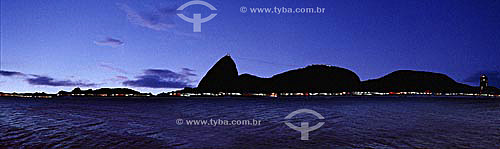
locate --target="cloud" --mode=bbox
[145,69,184,78]
[180,68,196,76]
[99,63,129,74]
[123,68,195,88]
[0,70,26,77]
[116,76,128,80]
[94,37,124,47]
[103,75,129,83]
[26,75,97,87]
[123,75,189,88]
[464,71,500,88]
[2,70,99,87]
[117,3,176,31]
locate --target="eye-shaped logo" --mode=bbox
[284,109,325,140]
[177,0,217,32]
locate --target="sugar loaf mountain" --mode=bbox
[177,55,499,95]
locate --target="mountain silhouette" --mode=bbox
[181,55,499,94]
[57,87,151,96]
[194,56,361,93]
[237,65,361,93]
[237,73,271,93]
[361,70,475,93]
[197,55,239,92]
[270,65,360,92]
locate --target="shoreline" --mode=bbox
[0,95,498,100]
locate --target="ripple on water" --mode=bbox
[0,97,500,148]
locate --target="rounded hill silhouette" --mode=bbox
[270,65,361,92]
[361,70,474,92]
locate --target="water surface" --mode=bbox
[1,97,499,148]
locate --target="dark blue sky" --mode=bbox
[1,0,499,93]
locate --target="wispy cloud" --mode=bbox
[0,70,26,77]
[116,76,128,80]
[103,75,129,83]
[123,68,195,88]
[26,75,97,87]
[99,63,129,74]
[117,3,176,31]
[1,70,98,87]
[94,37,124,47]
[180,68,196,76]
[464,71,500,88]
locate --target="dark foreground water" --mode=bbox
[1,97,499,148]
